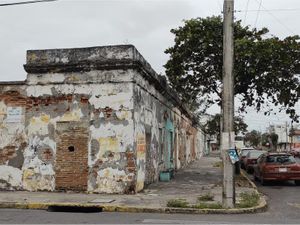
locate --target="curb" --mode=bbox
[0,171,267,214]
[0,198,267,214]
[240,170,268,213]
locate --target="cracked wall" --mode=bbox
[0,86,27,190]
[0,45,205,193]
[133,71,205,191]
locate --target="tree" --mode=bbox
[205,114,248,143]
[165,16,300,121]
[261,132,278,151]
[244,130,261,147]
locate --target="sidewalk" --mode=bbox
[0,156,267,214]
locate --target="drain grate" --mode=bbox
[47,205,103,213]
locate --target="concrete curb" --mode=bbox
[0,197,267,214]
[0,170,267,214]
[240,170,268,213]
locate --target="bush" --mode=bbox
[193,202,223,209]
[167,199,189,208]
[197,193,214,201]
[236,191,260,208]
[213,161,223,168]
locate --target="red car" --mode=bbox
[243,150,266,173]
[239,147,255,169]
[254,152,300,185]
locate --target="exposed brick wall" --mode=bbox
[0,146,16,164]
[55,122,89,191]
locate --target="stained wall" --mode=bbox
[0,45,205,193]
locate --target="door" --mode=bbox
[55,121,88,191]
[145,131,153,185]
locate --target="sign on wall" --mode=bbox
[6,107,23,123]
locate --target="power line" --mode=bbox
[0,0,57,7]
[243,0,250,25]
[254,0,262,27]
[253,0,295,35]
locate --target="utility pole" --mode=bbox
[221,0,235,208]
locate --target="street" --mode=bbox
[0,179,299,224]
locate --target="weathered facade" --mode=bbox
[0,45,206,193]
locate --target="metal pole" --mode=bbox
[221,0,235,208]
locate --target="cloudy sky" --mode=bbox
[1,0,300,131]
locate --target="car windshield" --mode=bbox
[266,155,296,164]
[249,151,264,158]
[241,150,250,156]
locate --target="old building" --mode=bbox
[0,45,206,194]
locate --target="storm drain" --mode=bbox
[47,205,103,213]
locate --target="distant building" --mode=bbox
[267,124,290,151]
[290,129,300,150]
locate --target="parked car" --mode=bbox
[290,149,300,158]
[243,150,266,173]
[239,147,255,169]
[253,152,300,185]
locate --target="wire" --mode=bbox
[0,0,57,6]
[244,0,250,25]
[253,0,295,35]
[254,0,262,27]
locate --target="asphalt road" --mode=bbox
[0,176,299,224]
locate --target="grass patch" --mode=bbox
[213,161,223,168]
[193,202,223,209]
[236,191,260,208]
[235,174,252,188]
[197,193,214,201]
[167,199,189,208]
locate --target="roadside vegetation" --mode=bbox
[197,193,214,201]
[236,192,260,208]
[166,199,189,208]
[213,161,223,168]
[167,191,260,209]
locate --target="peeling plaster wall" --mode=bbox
[0,45,205,194]
[25,74,135,193]
[0,85,27,190]
[133,72,205,191]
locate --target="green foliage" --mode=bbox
[205,113,248,143]
[193,202,223,209]
[244,130,262,147]
[260,132,278,150]
[213,161,223,168]
[236,192,260,208]
[198,193,214,201]
[165,16,300,121]
[167,199,189,208]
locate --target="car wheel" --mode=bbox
[295,180,300,186]
[254,172,258,181]
[260,176,267,186]
[246,167,250,174]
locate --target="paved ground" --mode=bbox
[0,155,269,224]
[0,156,254,209]
[0,176,299,224]
[0,181,299,225]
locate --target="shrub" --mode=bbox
[167,199,189,208]
[236,191,260,208]
[193,202,223,209]
[197,193,214,201]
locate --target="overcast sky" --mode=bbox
[1,0,300,131]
